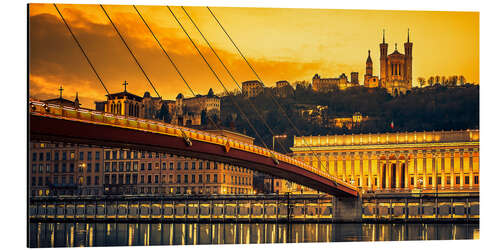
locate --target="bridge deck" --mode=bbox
[29,100,358,197]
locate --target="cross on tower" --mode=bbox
[123,80,128,92]
[58,86,64,99]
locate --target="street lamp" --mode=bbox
[271,134,287,194]
[78,162,87,195]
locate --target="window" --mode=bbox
[162,162,166,170]
[95,151,100,160]
[374,178,378,186]
[105,175,109,185]
[176,175,181,184]
[214,174,218,183]
[148,175,152,184]
[148,163,152,170]
[46,152,51,161]
[62,163,67,173]
[86,176,91,185]
[192,162,196,170]
[177,162,181,170]
[456,176,460,185]
[38,177,43,186]
[206,175,210,183]
[105,151,110,160]
[32,177,36,186]
[474,176,479,184]
[155,175,159,184]
[118,174,123,184]
[62,152,67,160]
[447,176,451,185]
[95,176,99,185]
[104,162,110,172]
[148,152,152,158]
[70,152,75,160]
[184,162,188,170]
[87,152,92,161]
[133,162,138,171]
[133,174,138,184]
[119,150,124,160]
[79,152,84,160]
[214,162,217,170]
[95,163,100,172]
[61,176,66,185]
[119,162,124,172]
[198,174,202,183]
[428,177,432,186]
[87,163,92,173]
[126,174,130,184]
[170,162,173,170]
[39,152,44,161]
[169,175,173,183]
[199,162,203,170]
[184,175,188,183]
[53,176,58,185]
[70,163,74,172]
[32,152,37,161]
[54,151,59,160]
[112,150,117,160]
[126,162,131,172]
[437,176,442,185]
[111,175,116,184]
[465,176,470,185]
[141,163,145,171]
[140,175,144,184]
[126,151,131,159]
[54,164,59,173]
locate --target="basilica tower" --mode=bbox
[379,29,388,88]
[404,29,413,88]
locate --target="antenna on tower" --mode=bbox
[407,28,410,42]
[383,29,386,43]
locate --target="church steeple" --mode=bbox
[383,29,386,44]
[366,50,373,77]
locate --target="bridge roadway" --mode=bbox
[29,100,358,197]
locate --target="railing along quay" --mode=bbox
[29,193,478,223]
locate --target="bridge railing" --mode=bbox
[29,99,357,191]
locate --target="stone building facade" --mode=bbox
[242,80,264,98]
[312,72,359,92]
[291,130,479,193]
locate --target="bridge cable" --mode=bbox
[53,4,110,95]
[99,5,161,98]
[166,6,273,152]
[180,6,288,154]
[132,5,219,129]
[207,6,339,185]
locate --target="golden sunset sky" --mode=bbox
[29,3,479,108]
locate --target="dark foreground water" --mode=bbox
[29,222,479,247]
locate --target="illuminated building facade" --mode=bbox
[291,130,479,193]
[29,129,255,196]
[312,72,359,92]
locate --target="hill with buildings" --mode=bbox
[218,84,479,153]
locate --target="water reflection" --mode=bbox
[29,222,479,248]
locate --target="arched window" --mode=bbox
[118,102,121,115]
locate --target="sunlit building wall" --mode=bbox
[291,130,479,192]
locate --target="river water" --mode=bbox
[29,222,479,247]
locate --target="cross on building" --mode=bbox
[58,86,64,99]
[123,80,128,92]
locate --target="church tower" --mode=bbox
[366,50,373,76]
[379,29,388,88]
[404,29,413,88]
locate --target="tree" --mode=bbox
[435,76,441,85]
[417,77,426,88]
[157,103,171,123]
[428,76,435,86]
[459,75,466,85]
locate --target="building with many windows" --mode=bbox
[291,130,479,193]
[242,80,264,98]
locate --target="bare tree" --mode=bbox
[435,76,441,85]
[459,75,466,85]
[428,76,435,86]
[417,77,426,88]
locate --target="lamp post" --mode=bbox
[78,162,87,196]
[272,134,287,194]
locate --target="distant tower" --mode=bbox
[379,29,388,88]
[365,50,373,76]
[74,92,80,108]
[404,28,413,87]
